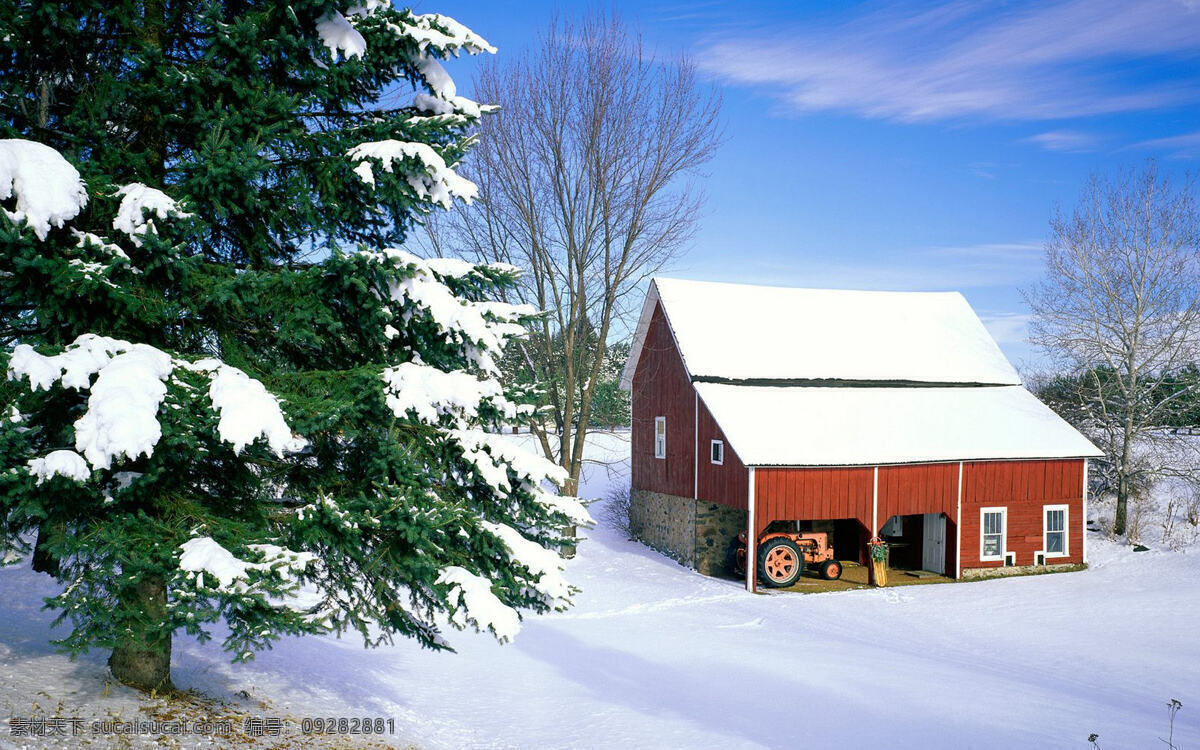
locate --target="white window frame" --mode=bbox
[710,439,723,465]
[979,507,1007,562]
[654,416,666,459]
[1043,504,1069,558]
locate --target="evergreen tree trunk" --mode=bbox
[106,0,173,693]
[108,574,173,693]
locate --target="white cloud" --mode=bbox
[1023,130,1103,153]
[698,0,1200,123]
[682,241,1045,293]
[979,312,1034,346]
[1128,130,1200,159]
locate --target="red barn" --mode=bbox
[620,278,1102,591]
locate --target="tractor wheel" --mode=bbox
[819,560,843,580]
[757,537,804,588]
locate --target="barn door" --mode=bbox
[922,513,946,575]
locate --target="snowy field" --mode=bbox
[3,430,1199,749]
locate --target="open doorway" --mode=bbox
[879,513,947,575]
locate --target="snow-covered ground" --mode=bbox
[3,430,1199,749]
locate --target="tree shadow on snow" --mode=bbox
[172,626,416,716]
[0,559,409,716]
[514,620,850,748]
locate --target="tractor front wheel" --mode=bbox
[818,560,843,580]
[757,537,804,587]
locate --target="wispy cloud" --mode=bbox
[1023,130,1103,153]
[683,241,1045,293]
[698,0,1200,123]
[979,312,1034,346]
[1128,130,1200,159]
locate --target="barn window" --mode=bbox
[710,440,723,465]
[1044,505,1069,558]
[980,507,1007,561]
[654,417,666,459]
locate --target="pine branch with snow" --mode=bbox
[0,0,586,693]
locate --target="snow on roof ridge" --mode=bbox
[621,276,1021,389]
[652,275,967,299]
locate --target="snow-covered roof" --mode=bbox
[694,383,1102,467]
[621,278,1021,388]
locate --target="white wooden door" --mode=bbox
[922,513,946,574]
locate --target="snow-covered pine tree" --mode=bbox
[0,1,589,692]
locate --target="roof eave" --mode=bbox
[743,452,1105,468]
[619,280,662,391]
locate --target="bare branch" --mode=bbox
[418,10,722,491]
[1026,162,1200,535]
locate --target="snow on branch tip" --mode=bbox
[8,336,306,473]
[0,139,88,241]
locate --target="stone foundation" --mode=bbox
[695,498,748,575]
[629,488,747,576]
[962,562,1083,580]
[629,489,696,567]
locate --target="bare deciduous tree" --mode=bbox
[424,12,722,494]
[1026,163,1200,535]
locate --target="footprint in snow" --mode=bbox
[716,617,765,629]
[883,591,914,604]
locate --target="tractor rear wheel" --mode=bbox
[757,538,804,587]
[818,560,843,580]
[727,538,744,577]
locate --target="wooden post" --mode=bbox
[746,468,756,593]
[869,466,880,586]
[955,461,963,579]
[871,466,879,536]
[1082,459,1089,564]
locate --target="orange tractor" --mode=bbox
[731,529,843,587]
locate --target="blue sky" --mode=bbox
[422,0,1200,371]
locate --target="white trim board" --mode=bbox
[746,468,756,593]
[872,467,879,536]
[1083,459,1090,564]
[979,506,1007,562]
[955,461,963,579]
[693,391,698,499]
[1043,503,1070,559]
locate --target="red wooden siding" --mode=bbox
[877,462,960,575]
[630,303,694,498]
[754,463,961,537]
[696,396,749,509]
[961,459,1084,568]
[752,460,1086,574]
[876,463,959,523]
[753,467,875,536]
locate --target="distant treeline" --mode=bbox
[1035,364,1200,432]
